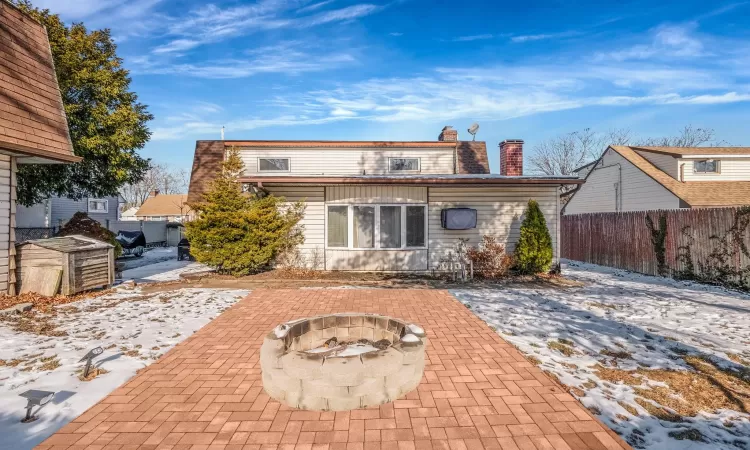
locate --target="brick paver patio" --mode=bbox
[38,289,631,450]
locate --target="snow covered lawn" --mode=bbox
[0,286,249,449]
[118,247,210,283]
[453,261,750,450]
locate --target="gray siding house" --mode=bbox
[17,196,122,228]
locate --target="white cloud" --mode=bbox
[153,1,379,55]
[451,34,494,42]
[296,0,336,14]
[597,24,705,61]
[389,32,403,37]
[511,31,579,43]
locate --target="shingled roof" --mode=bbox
[136,194,190,218]
[609,146,750,207]
[0,1,78,162]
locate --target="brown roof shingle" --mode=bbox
[609,146,750,207]
[631,146,750,157]
[136,194,190,218]
[456,141,490,174]
[0,2,78,162]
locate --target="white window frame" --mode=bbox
[87,198,108,214]
[257,157,291,172]
[325,204,428,250]
[388,157,421,173]
[693,159,720,174]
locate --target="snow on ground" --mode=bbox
[118,247,210,283]
[453,260,750,450]
[117,247,178,271]
[0,286,249,449]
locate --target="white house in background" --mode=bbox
[120,206,140,221]
[564,146,750,214]
[187,126,583,271]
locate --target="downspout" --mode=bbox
[679,163,685,182]
[453,142,458,174]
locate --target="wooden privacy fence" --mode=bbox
[562,207,750,288]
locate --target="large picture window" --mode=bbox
[326,204,427,249]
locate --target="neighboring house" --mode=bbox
[187,126,582,271]
[565,146,750,214]
[0,2,81,293]
[120,206,139,220]
[17,196,122,228]
[136,192,190,221]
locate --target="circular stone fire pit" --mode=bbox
[260,313,426,411]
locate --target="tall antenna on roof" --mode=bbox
[221,126,225,140]
[467,123,479,141]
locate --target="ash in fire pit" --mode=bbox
[261,313,426,411]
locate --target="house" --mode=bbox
[0,1,81,293]
[187,126,582,271]
[16,195,123,228]
[120,206,139,221]
[136,191,190,221]
[565,146,750,214]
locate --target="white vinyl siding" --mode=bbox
[635,151,677,178]
[239,148,454,176]
[680,158,750,181]
[565,149,681,214]
[0,155,14,293]
[263,184,325,269]
[428,186,560,271]
[326,186,427,204]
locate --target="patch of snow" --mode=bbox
[121,257,209,283]
[274,324,289,339]
[334,343,378,357]
[452,260,750,450]
[0,286,249,449]
[400,334,421,343]
[406,324,424,335]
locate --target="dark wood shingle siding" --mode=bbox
[0,2,74,158]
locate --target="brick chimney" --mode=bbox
[500,140,524,176]
[438,126,458,142]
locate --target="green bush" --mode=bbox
[185,148,304,276]
[514,199,553,274]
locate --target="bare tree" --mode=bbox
[120,164,189,208]
[633,125,719,147]
[530,125,722,178]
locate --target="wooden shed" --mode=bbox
[16,235,115,296]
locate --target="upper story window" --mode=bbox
[693,160,719,173]
[258,157,290,172]
[389,157,420,172]
[88,198,108,213]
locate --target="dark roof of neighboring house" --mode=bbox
[629,146,750,157]
[0,1,79,163]
[188,139,492,203]
[136,194,190,217]
[606,146,750,207]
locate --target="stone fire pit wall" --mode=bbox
[260,313,427,411]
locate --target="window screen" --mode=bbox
[380,206,401,248]
[327,206,348,247]
[406,206,426,247]
[389,158,420,172]
[258,158,290,171]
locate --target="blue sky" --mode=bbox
[37,0,750,174]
